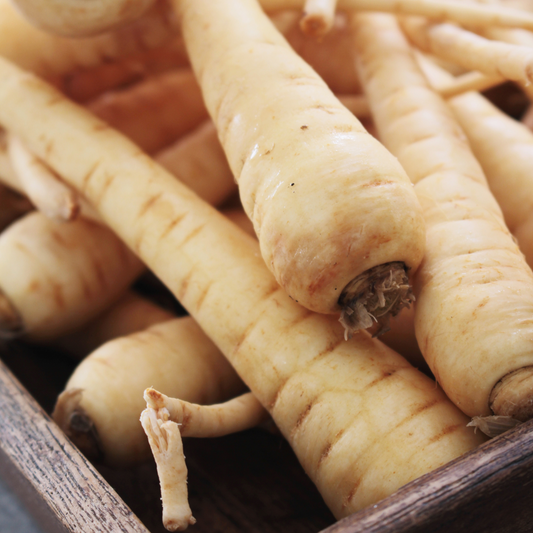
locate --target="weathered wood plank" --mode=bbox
[0,358,150,533]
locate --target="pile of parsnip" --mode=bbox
[3,0,533,530]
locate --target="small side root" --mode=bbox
[338,262,414,340]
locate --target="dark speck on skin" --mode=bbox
[301,125,308,130]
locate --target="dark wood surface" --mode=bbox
[3,339,533,533]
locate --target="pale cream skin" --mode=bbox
[0,56,485,518]
[174,0,426,316]
[56,316,245,467]
[0,211,145,341]
[10,0,156,37]
[352,13,533,420]
[401,16,533,86]
[419,57,533,269]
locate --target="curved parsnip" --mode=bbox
[173,0,426,330]
[353,13,533,421]
[0,211,144,341]
[54,316,245,466]
[0,57,485,518]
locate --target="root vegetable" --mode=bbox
[260,0,533,29]
[300,0,338,38]
[140,408,195,531]
[0,55,486,518]
[418,56,533,268]
[54,316,245,466]
[55,290,176,358]
[401,16,533,86]
[142,389,269,530]
[87,69,208,154]
[8,133,81,221]
[0,0,179,79]
[0,211,144,341]
[353,12,533,421]
[173,0,426,330]
[9,0,156,37]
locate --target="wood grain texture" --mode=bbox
[0,357,150,533]
[3,338,533,533]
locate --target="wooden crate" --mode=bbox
[2,341,533,533]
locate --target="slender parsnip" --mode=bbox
[353,12,533,421]
[0,56,485,518]
[172,0,426,332]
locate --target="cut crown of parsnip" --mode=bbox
[173,0,426,335]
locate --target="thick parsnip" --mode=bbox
[53,316,245,466]
[0,56,485,518]
[0,211,144,340]
[353,12,533,421]
[174,0,426,332]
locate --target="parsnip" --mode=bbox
[353,12,533,421]
[0,0,178,79]
[300,0,338,38]
[9,0,156,37]
[0,56,485,518]
[87,69,208,154]
[0,211,144,340]
[418,56,533,267]
[8,133,81,221]
[174,0,426,331]
[142,389,268,530]
[53,316,245,466]
[54,290,176,358]
[401,16,533,86]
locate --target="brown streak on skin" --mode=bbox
[81,162,100,195]
[194,279,213,313]
[179,223,205,248]
[310,337,345,365]
[44,140,54,159]
[426,423,463,445]
[94,172,116,206]
[318,442,333,466]
[159,213,187,242]
[176,271,192,303]
[362,368,398,392]
[180,410,192,433]
[268,377,289,411]
[137,192,163,219]
[291,400,315,435]
[343,480,362,510]
[50,230,69,248]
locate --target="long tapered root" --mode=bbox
[140,407,195,532]
[339,262,414,339]
[490,366,533,422]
